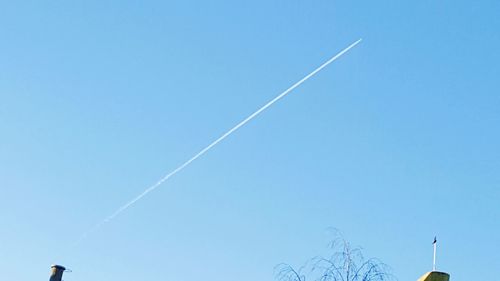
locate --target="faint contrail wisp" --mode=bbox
[74,38,362,247]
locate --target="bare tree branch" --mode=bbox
[275,233,394,281]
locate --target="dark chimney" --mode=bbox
[49,265,66,281]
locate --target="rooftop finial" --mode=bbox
[432,236,437,271]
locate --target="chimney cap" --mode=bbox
[51,265,66,271]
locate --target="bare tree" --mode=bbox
[275,232,393,281]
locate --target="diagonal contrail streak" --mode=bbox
[74,38,362,246]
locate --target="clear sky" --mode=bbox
[1,1,499,281]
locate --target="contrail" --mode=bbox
[74,38,362,247]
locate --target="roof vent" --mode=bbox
[49,265,66,281]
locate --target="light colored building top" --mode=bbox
[417,271,450,281]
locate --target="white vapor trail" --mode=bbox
[73,38,362,247]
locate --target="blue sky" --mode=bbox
[1,1,499,281]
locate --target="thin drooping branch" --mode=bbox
[275,263,305,281]
[275,233,393,281]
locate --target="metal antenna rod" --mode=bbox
[433,236,437,271]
